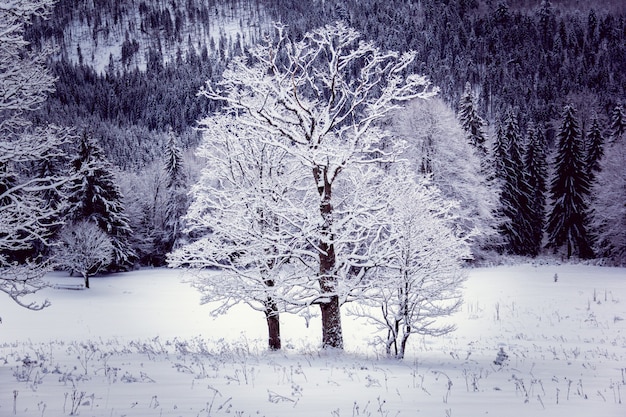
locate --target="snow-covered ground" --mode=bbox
[1,264,624,416]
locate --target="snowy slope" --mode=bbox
[53,1,270,73]
[1,264,624,416]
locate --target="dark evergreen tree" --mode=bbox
[66,132,136,270]
[498,110,535,256]
[586,115,604,184]
[546,105,594,259]
[163,128,188,256]
[492,115,507,180]
[458,82,488,158]
[610,104,625,141]
[524,123,548,256]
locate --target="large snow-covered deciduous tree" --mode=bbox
[1,0,70,312]
[546,105,594,259]
[54,220,114,288]
[391,98,497,257]
[350,171,470,359]
[168,116,308,350]
[66,132,136,271]
[590,134,625,265]
[193,22,435,349]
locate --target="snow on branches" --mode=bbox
[174,22,465,352]
[1,1,68,311]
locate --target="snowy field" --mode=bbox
[1,264,624,416]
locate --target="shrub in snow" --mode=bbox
[55,221,114,288]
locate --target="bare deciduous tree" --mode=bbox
[1,0,70,313]
[195,22,434,349]
[55,221,114,288]
[350,169,470,359]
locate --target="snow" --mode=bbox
[1,264,625,416]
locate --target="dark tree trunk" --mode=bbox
[320,293,343,349]
[315,166,344,349]
[83,273,90,289]
[264,299,281,350]
[399,325,411,360]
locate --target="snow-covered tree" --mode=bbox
[590,137,625,265]
[610,104,625,141]
[585,115,604,185]
[391,98,497,256]
[192,22,434,349]
[66,132,136,270]
[546,105,594,259]
[120,162,168,266]
[524,123,548,256]
[458,82,488,158]
[1,0,69,312]
[55,221,114,288]
[351,171,469,359]
[162,128,188,255]
[168,116,306,350]
[497,110,535,256]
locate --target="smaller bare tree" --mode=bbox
[351,171,470,359]
[55,221,113,288]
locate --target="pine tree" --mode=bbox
[66,132,136,270]
[498,110,535,256]
[546,105,594,259]
[458,82,488,158]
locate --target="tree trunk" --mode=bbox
[320,294,343,349]
[264,299,281,350]
[83,272,90,289]
[399,325,411,360]
[315,166,344,350]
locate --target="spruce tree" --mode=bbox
[609,104,625,141]
[163,128,188,255]
[458,82,488,158]
[524,123,548,256]
[66,132,136,270]
[546,105,594,259]
[492,115,507,180]
[586,115,604,184]
[498,110,535,256]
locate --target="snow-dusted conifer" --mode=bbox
[498,110,535,256]
[163,128,188,254]
[546,105,594,259]
[585,115,604,185]
[66,133,136,270]
[524,123,548,256]
[610,104,625,141]
[458,82,488,158]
